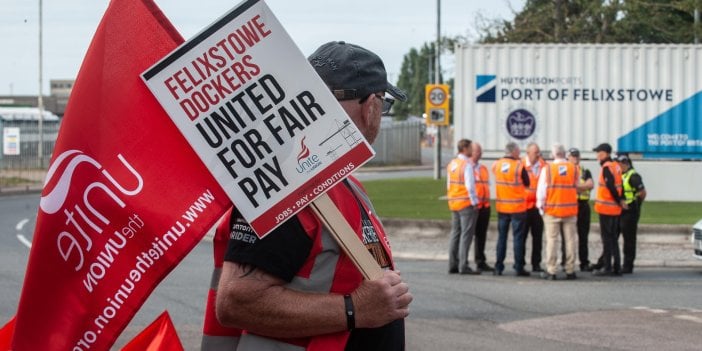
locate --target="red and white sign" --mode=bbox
[12,0,230,350]
[142,0,375,237]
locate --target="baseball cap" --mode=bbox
[568,148,580,157]
[592,143,612,153]
[308,41,408,102]
[616,154,631,164]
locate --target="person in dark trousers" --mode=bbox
[568,148,594,272]
[522,142,546,272]
[492,142,531,277]
[617,154,646,274]
[592,143,628,276]
[471,142,494,272]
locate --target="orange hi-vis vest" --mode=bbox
[207,177,395,351]
[523,157,546,209]
[594,160,623,216]
[447,157,473,211]
[475,163,491,209]
[492,157,526,213]
[543,162,579,217]
[201,207,242,350]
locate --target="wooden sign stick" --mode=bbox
[310,193,384,280]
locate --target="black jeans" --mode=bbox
[523,207,543,269]
[598,214,621,272]
[620,201,640,271]
[474,206,491,266]
[577,200,591,267]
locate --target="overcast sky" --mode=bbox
[0,0,523,96]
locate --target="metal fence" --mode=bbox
[0,121,60,188]
[367,119,423,166]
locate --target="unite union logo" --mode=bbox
[295,137,322,174]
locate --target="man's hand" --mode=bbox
[620,200,629,210]
[351,270,413,329]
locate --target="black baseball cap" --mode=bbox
[308,41,408,102]
[616,154,631,164]
[568,148,580,157]
[592,143,612,153]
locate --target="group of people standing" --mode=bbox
[446,140,646,280]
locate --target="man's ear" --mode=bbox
[359,96,377,126]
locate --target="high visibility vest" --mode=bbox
[201,207,242,351]
[622,168,638,204]
[224,177,396,351]
[543,162,579,217]
[447,157,473,211]
[475,163,491,209]
[492,158,526,213]
[523,157,546,209]
[594,161,623,216]
[577,165,591,201]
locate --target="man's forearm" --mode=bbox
[216,262,347,338]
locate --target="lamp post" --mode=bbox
[38,0,45,166]
[433,0,442,180]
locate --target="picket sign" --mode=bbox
[311,194,383,280]
[142,0,383,277]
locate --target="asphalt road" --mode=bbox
[2,194,702,350]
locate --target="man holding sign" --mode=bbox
[215,42,412,351]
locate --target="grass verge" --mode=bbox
[362,177,702,225]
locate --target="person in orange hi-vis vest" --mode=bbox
[522,142,547,272]
[591,143,628,276]
[214,41,412,351]
[471,142,495,272]
[492,142,531,276]
[446,139,481,275]
[536,144,579,280]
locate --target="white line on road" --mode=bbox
[15,218,29,231]
[632,306,668,314]
[674,315,702,324]
[16,234,32,249]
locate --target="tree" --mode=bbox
[394,40,457,119]
[478,0,697,44]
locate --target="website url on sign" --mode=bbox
[72,189,215,350]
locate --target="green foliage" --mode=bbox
[362,177,702,225]
[479,0,699,44]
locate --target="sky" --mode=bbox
[0,0,523,96]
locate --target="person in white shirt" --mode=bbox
[446,139,481,275]
[536,143,579,280]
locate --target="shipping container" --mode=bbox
[454,44,702,159]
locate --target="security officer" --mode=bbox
[617,154,646,274]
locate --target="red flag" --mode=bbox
[120,311,183,351]
[12,0,229,350]
[0,316,15,350]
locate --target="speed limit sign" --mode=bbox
[425,84,449,126]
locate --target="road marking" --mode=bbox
[15,218,29,231]
[632,306,667,314]
[16,234,32,249]
[674,315,702,324]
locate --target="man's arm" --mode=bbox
[602,166,627,209]
[535,167,548,212]
[631,173,647,202]
[577,169,594,193]
[520,166,530,187]
[464,162,479,206]
[216,262,412,339]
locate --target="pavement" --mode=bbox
[1,165,699,269]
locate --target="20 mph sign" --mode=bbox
[425,84,449,126]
